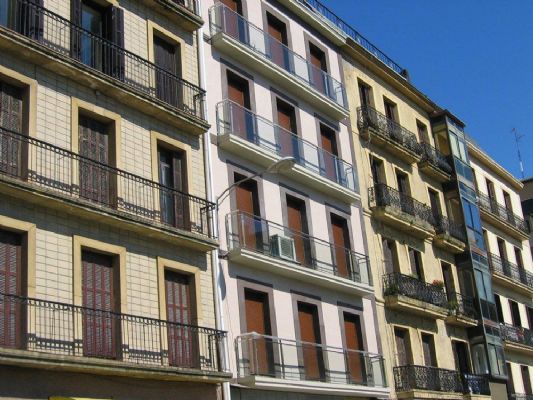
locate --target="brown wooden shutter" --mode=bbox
[286,196,311,267]
[298,302,324,381]
[0,230,22,349]
[235,177,261,251]
[154,35,181,108]
[81,250,115,359]
[103,6,125,81]
[382,238,395,274]
[320,124,338,182]
[309,44,327,94]
[275,99,297,159]
[331,215,351,279]
[421,334,436,367]
[244,289,273,376]
[266,14,288,69]
[522,365,532,395]
[0,82,24,177]
[172,151,190,231]
[394,328,408,366]
[343,312,365,383]
[227,72,252,140]
[220,0,242,39]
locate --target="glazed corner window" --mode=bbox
[449,132,468,162]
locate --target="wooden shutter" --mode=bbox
[382,238,395,274]
[408,248,422,278]
[103,6,125,81]
[394,328,408,366]
[276,99,297,159]
[165,270,197,368]
[70,0,82,60]
[509,300,522,327]
[244,289,273,375]
[0,82,23,177]
[0,230,22,349]
[331,215,351,279]
[220,0,242,39]
[171,151,190,231]
[235,177,261,251]
[421,334,436,367]
[267,13,288,69]
[320,124,338,182]
[441,263,455,299]
[297,302,324,381]
[154,36,180,107]
[309,44,326,94]
[82,250,115,359]
[453,341,470,375]
[344,313,365,383]
[227,72,252,140]
[522,365,532,395]
[287,196,311,267]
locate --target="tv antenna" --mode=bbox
[511,128,525,179]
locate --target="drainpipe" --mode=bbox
[196,2,231,400]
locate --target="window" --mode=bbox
[495,294,504,323]
[521,365,532,395]
[276,98,298,158]
[421,333,437,367]
[267,13,289,69]
[462,200,483,248]
[441,262,455,299]
[158,146,189,229]
[453,341,471,375]
[514,247,524,269]
[486,178,496,201]
[497,238,507,261]
[383,98,397,122]
[227,71,252,139]
[0,81,25,178]
[396,170,410,195]
[509,300,522,327]
[408,248,423,279]
[286,196,311,267]
[382,238,398,274]
[220,0,244,40]
[309,43,327,94]
[234,172,261,251]
[154,35,182,107]
[370,155,384,186]
[330,214,352,279]
[320,124,339,182]
[503,190,513,213]
[343,312,365,383]
[428,188,442,220]
[358,81,372,107]
[394,327,411,366]
[297,302,325,380]
[417,120,430,144]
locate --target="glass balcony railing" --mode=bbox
[209,4,347,109]
[216,100,356,191]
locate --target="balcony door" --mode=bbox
[158,146,189,230]
[235,174,262,251]
[276,99,298,160]
[441,262,455,301]
[81,250,116,359]
[165,270,197,368]
[522,365,532,395]
[309,43,327,95]
[396,171,412,215]
[394,327,411,366]
[320,124,338,182]
[220,0,244,41]
[343,312,365,384]
[453,341,471,375]
[509,300,522,327]
[154,35,182,108]
[297,302,325,381]
[78,115,114,207]
[267,13,289,69]
[428,188,441,223]
[0,230,23,349]
[382,238,398,275]
[0,81,24,178]
[227,72,253,141]
[421,333,437,368]
[286,196,312,267]
[244,289,274,376]
[330,214,351,279]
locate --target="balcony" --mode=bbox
[369,184,435,238]
[226,211,372,296]
[487,253,533,295]
[209,4,348,120]
[141,0,203,30]
[383,273,448,319]
[0,292,229,381]
[500,323,533,356]
[216,101,357,202]
[394,365,490,398]
[235,333,389,398]
[0,0,207,134]
[510,395,533,400]
[357,106,422,164]
[0,127,216,250]
[445,292,479,327]
[418,143,454,182]
[477,191,529,241]
[434,215,467,254]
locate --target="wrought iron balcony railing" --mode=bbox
[209,4,347,109]
[500,323,533,348]
[434,214,467,243]
[357,106,422,157]
[168,0,198,15]
[235,333,387,387]
[462,373,491,395]
[510,394,533,400]
[226,211,371,285]
[295,0,407,79]
[394,365,462,393]
[0,0,205,121]
[369,184,435,226]
[0,127,215,238]
[383,273,448,309]
[419,142,453,175]
[0,292,227,373]
[447,292,478,321]
[216,100,356,191]
[477,191,529,235]
[487,253,533,290]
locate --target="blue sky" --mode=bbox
[321,0,533,180]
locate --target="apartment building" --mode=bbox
[0,1,230,399]
[203,0,388,399]
[521,177,533,260]
[470,145,533,400]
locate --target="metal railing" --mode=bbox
[0,127,215,238]
[294,0,407,79]
[462,373,491,395]
[0,292,227,373]
[477,191,529,235]
[226,211,371,285]
[419,142,453,175]
[369,184,435,226]
[383,273,448,308]
[235,333,387,387]
[447,292,477,321]
[166,0,198,15]
[394,365,462,393]
[510,395,533,400]
[216,100,356,191]
[500,323,533,348]
[209,4,347,109]
[357,106,422,157]
[487,253,533,290]
[434,214,467,243]
[0,0,205,121]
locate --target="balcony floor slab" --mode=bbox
[479,208,529,241]
[385,294,448,320]
[360,126,421,164]
[418,161,452,183]
[396,389,463,400]
[371,205,435,239]
[434,233,467,254]
[503,341,533,357]
[491,271,533,297]
[445,314,478,328]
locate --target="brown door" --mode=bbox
[154,35,181,108]
[165,270,197,368]
[244,289,274,376]
[298,302,325,381]
[0,82,24,178]
[396,171,412,215]
[320,124,338,182]
[286,196,311,267]
[0,230,22,349]
[79,115,114,206]
[267,13,288,69]
[394,327,410,366]
[227,72,253,141]
[421,333,436,367]
[235,174,262,251]
[343,313,365,384]
[309,43,327,95]
[158,147,190,231]
[220,0,243,40]
[276,99,297,159]
[82,250,116,359]
[331,215,351,279]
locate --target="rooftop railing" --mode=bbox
[226,211,371,286]
[209,4,347,109]
[487,253,533,290]
[0,292,227,373]
[357,106,422,157]
[500,323,533,348]
[235,332,387,387]
[419,142,453,175]
[1,0,205,121]
[383,272,448,309]
[434,214,467,243]
[216,100,356,191]
[477,191,529,235]
[0,127,215,239]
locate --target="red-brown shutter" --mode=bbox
[267,14,288,69]
[320,124,338,183]
[220,0,242,39]
[421,333,436,367]
[297,302,324,381]
[276,100,297,159]
[154,35,181,108]
[287,197,311,267]
[172,151,190,231]
[394,328,408,366]
[344,313,365,383]
[227,72,252,140]
[0,230,22,348]
[235,177,261,250]
[244,289,273,375]
[331,215,350,278]
[309,44,327,94]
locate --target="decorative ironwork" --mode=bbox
[226,211,371,285]
[510,394,533,400]
[500,323,533,348]
[461,373,491,395]
[1,0,206,121]
[434,214,467,243]
[209,4,347,109]
[0,292,227,373]
[369,184,435,226]
[0,127,215,238]
[383,273,448,308]
[419,142,453,175]
[477,191,529,235]
[447,292,477,320]
[236,333,387,387]
[216,100,356,191]
[167,0,198,15]
[488,253,533,290]
[357,106,422,157]
[393,365,462,393]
